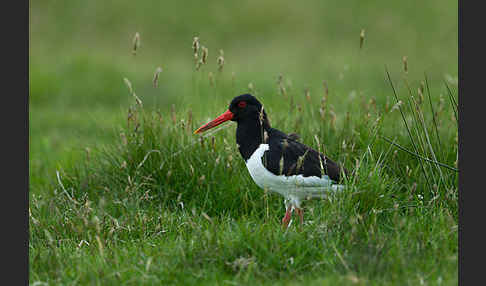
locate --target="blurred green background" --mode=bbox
[29,0,457,190]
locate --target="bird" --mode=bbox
[194,94,349,228]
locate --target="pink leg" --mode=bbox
[281,205,293,229]
[295,207,304,226]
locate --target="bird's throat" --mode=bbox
[236,117,270,162]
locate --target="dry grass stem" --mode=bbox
[171,104,176,124]
[123,77,142,106]
[153,67,163,88]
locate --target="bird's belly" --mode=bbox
[245,144,338,199]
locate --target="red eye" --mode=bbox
[238,101,247,108]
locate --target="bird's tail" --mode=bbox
[331,183,346,192]
[302,183,345,200]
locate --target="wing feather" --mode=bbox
[262,129,347,182]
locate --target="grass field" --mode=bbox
[30,1,458,285]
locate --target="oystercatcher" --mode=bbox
[194,94,348,228]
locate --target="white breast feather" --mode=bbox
[245,144,344,205]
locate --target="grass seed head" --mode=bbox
[217,49,225,71]
[329,108,336,129]
[406,165,411,177]
[305,87,311,102]
[248,82,254,93]
[123,77,133,94]
[123,77,142,106]
[209,71,214,87]
[192,36,200,54]
[277,74,283,85]
[132,32,140,55]
[420,80,425,93]
[402,56,408,73]
[323,80,329,98]
[360,29,365,49]
[277,74,288,98]
[153,67,163,88]
[201,46,208,64]
[133,93,143,107]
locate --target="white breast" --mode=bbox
[245,144,344,205]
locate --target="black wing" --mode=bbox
[262,128,347,182]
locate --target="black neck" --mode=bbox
[236,115,271,161]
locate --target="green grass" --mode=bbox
[30,0,457,284]
[29,78,458,285]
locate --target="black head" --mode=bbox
[194,93,269,134]
[228,94,265,122]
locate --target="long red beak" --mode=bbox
[194,109,234,134]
